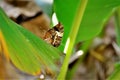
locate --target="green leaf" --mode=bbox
[115,7,120,47]
[54,0,120,51]
[57,0,88,79]
[0,7,63,79]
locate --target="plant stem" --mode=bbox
[57,0,88,80]
[66,39,92,80]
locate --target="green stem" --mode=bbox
[57,0,88,80]
[115,7,120,47]
[66,40,92,80]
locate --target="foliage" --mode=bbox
[0,7,63,79]
[1,0,120,79]
[54,0,120,79]
[115,7,120,47]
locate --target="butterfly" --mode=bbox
[43,23,64,47]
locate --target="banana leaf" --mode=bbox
[0,7,63,79]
